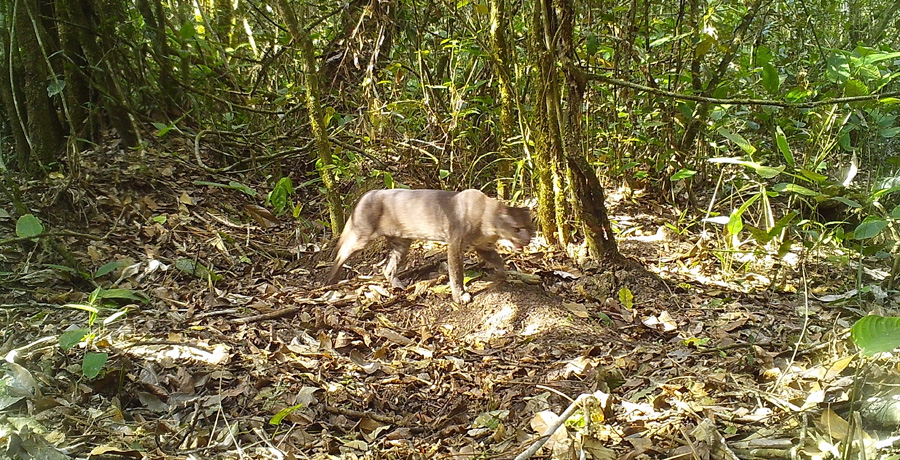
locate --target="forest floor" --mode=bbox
[0,143,894,459]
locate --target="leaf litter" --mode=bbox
[0,146,898,459]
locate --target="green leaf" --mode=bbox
[267,177,294,215]
[800,169,828,183]
[194,181,257,197]
[775,126,794,167]
[59,328,90,350]
[770,211,798,234]
[829,196,862,208]
[16,214,44,238]
[853,216,887,239]
[746,225,772,243]
[843,79,869,97]
[891,204,900,220]
[773,183,819,197]
[826,54,850,84]
[717,128,756,155]
[761,63,780,94]
[670,169,697,181]
[879,127,900,139]
[618,287,634,310]
[93,261,121,279]
[726,209,743,236]
[725,193,761,237]
[708,157,782,178]
[269,403,303,425]
[228,181,257,197]
[851,315,900,356]
[82,352,108,379]
[586,34,599,56]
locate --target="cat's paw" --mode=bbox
[456,291,472,304]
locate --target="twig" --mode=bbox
[514,393,589,460]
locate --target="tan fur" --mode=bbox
[327,189,534,304]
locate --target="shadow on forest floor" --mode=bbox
[0,144,887,459]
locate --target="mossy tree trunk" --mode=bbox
[558,0,618,258]
[531,0,571,247]
[14,0,65,175]
[489,0,515,200]
[275,0,345,233]
[530,0,618,258]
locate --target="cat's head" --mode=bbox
[498,206,534,250]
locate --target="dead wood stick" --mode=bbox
[514,393,589,460]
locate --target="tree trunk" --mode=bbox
[275,0,345,233]
[489,0,515,199]
[15,0,64,174]
[67,0,139,148]
[530,0,558,244]
[0,11,30,169]
[56,0,92,149]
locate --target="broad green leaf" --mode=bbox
[800,169,828,183]
[16,214,44,238]
[892,204,900,220]
[267,177,294,215]
[776,239,793,258]
[857,51,900,66]
[775,126,794,167]
[228,181,257,197]
[726,194,760,236]
[59,328,90,350]
[717,128,756,155]
[93,261,121,279]
[851,315,900,356]
[880,127,900,139]
[853,216,887,239]
[829,196,862,208]
[82,352,108,379]
[771,211,798,234]
[843,79,869,97]
[270,404,303,425]
[826,54,850,84]
[754,165,785,179]
[727,210,743,236]
[670,169,697,181]
[707,157,782,178]
[762,63,779,94]
[773,183,819,197]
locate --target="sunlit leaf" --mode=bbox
[851,315,900,356]
[670,169,696,181]
[716,128,756,155]
[270,404,303,425]
[775,126,794,167]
